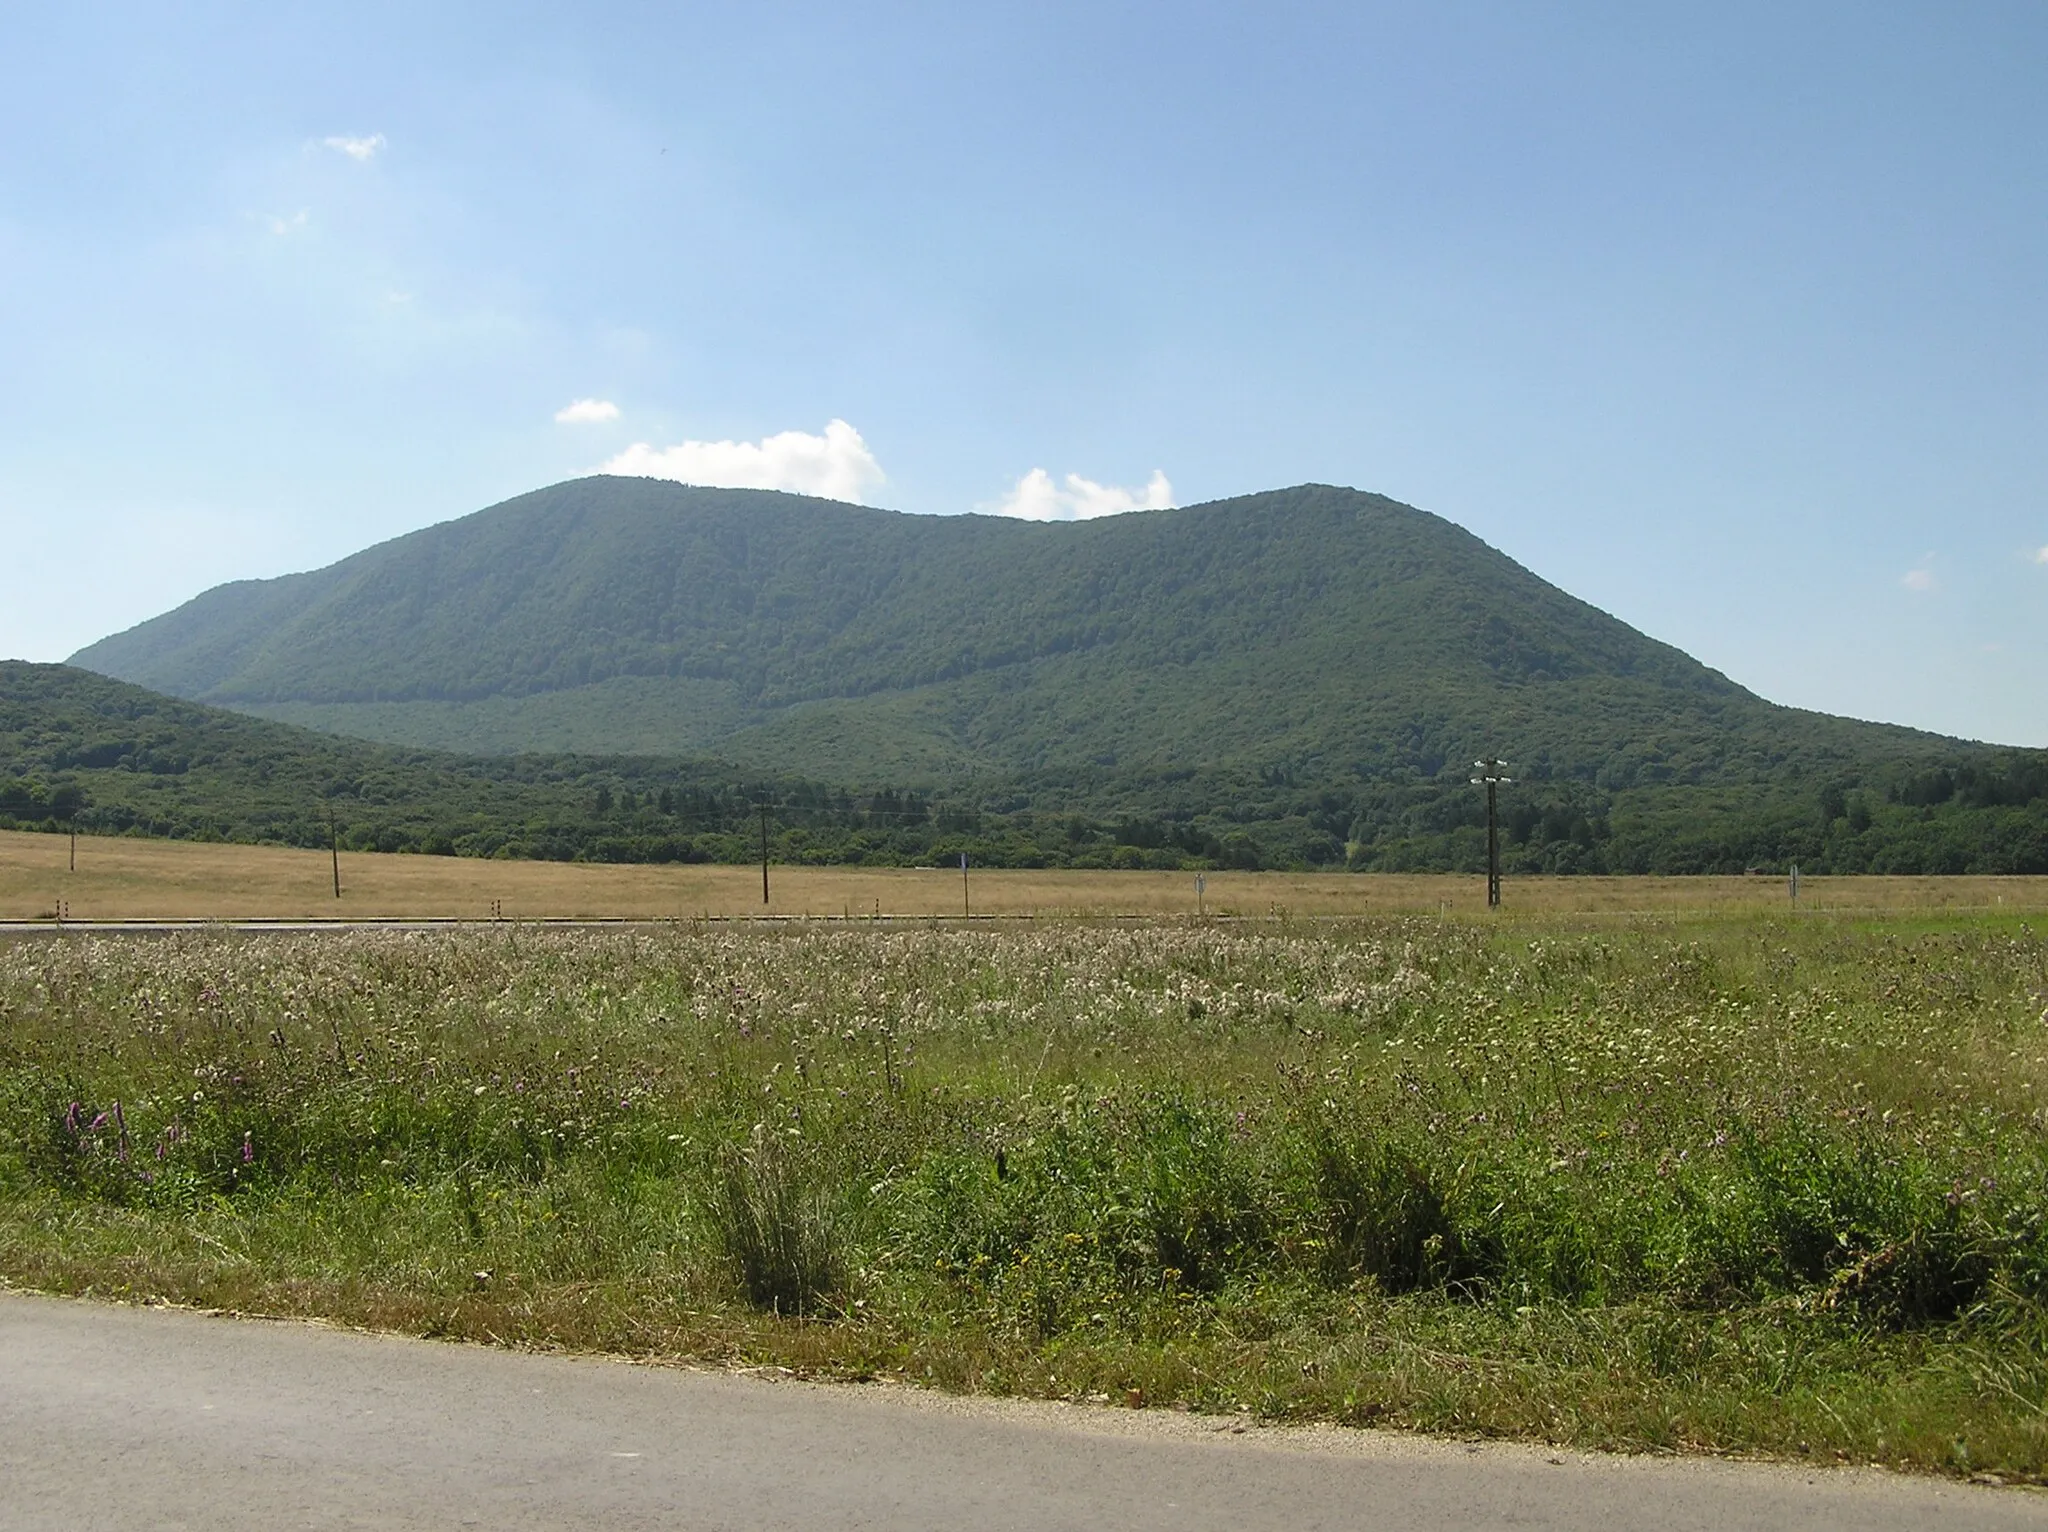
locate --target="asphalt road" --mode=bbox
[0,919,671,938]
[0,916,1130,939]
[3,1292,2041,1532]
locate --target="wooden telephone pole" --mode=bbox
[1470,758,1512,909]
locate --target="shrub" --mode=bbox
[1302,1126,1499,1294]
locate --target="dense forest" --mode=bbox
[6,664,2046,874]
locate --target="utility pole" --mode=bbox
[54,788,83,871]
[961,851,970,917]
[759,803,770,906]
[328,799,342,899]
[1470,758,1513,909]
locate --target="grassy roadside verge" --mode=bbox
[5,918,2047,1478]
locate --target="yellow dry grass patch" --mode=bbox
[4,828,2046,921]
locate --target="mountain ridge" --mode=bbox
[70,477,1951,798]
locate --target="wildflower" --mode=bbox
[241,1133,254,1164]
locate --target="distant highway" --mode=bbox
[0,917,678,942]
[3,1292,2041,1531]
[0,913,1209,938]
[0,917,681,936]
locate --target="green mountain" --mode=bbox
[54,477,2048,874]
[66,478,1965,782]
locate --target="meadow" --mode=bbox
[6,827,2048,921]
[5,911,2048,1479]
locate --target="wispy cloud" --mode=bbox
[601,418,884,503]
[986,468,1175,522]
[323,133,386,162]
[554,398,620,424]
[1901,559,1937,593]
[264,209,309,237]
[2034,544,2048,566]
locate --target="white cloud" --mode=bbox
[554,398,621,424]
[600,418,884,503]
[323,133,386,162]
[2034,545,2048,565]
[1901,563,1937,593]
[263,209,309,236]
[986,468,1176,521]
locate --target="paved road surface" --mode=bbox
[0,919,673,939]
[3,1292,2040,1531]
[0,917,1141,939]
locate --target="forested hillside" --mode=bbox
[73,479,1972,797]
[54,479,2048,874]
[0,663,917,865]
[7,663,2046,875]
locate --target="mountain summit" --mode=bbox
[72,477,1945,789]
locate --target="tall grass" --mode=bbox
[706,1125,847,1315]
[3,916,2047,1473]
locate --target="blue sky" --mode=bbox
[4,2,2044,744]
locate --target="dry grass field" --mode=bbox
[3,827,2045,921]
